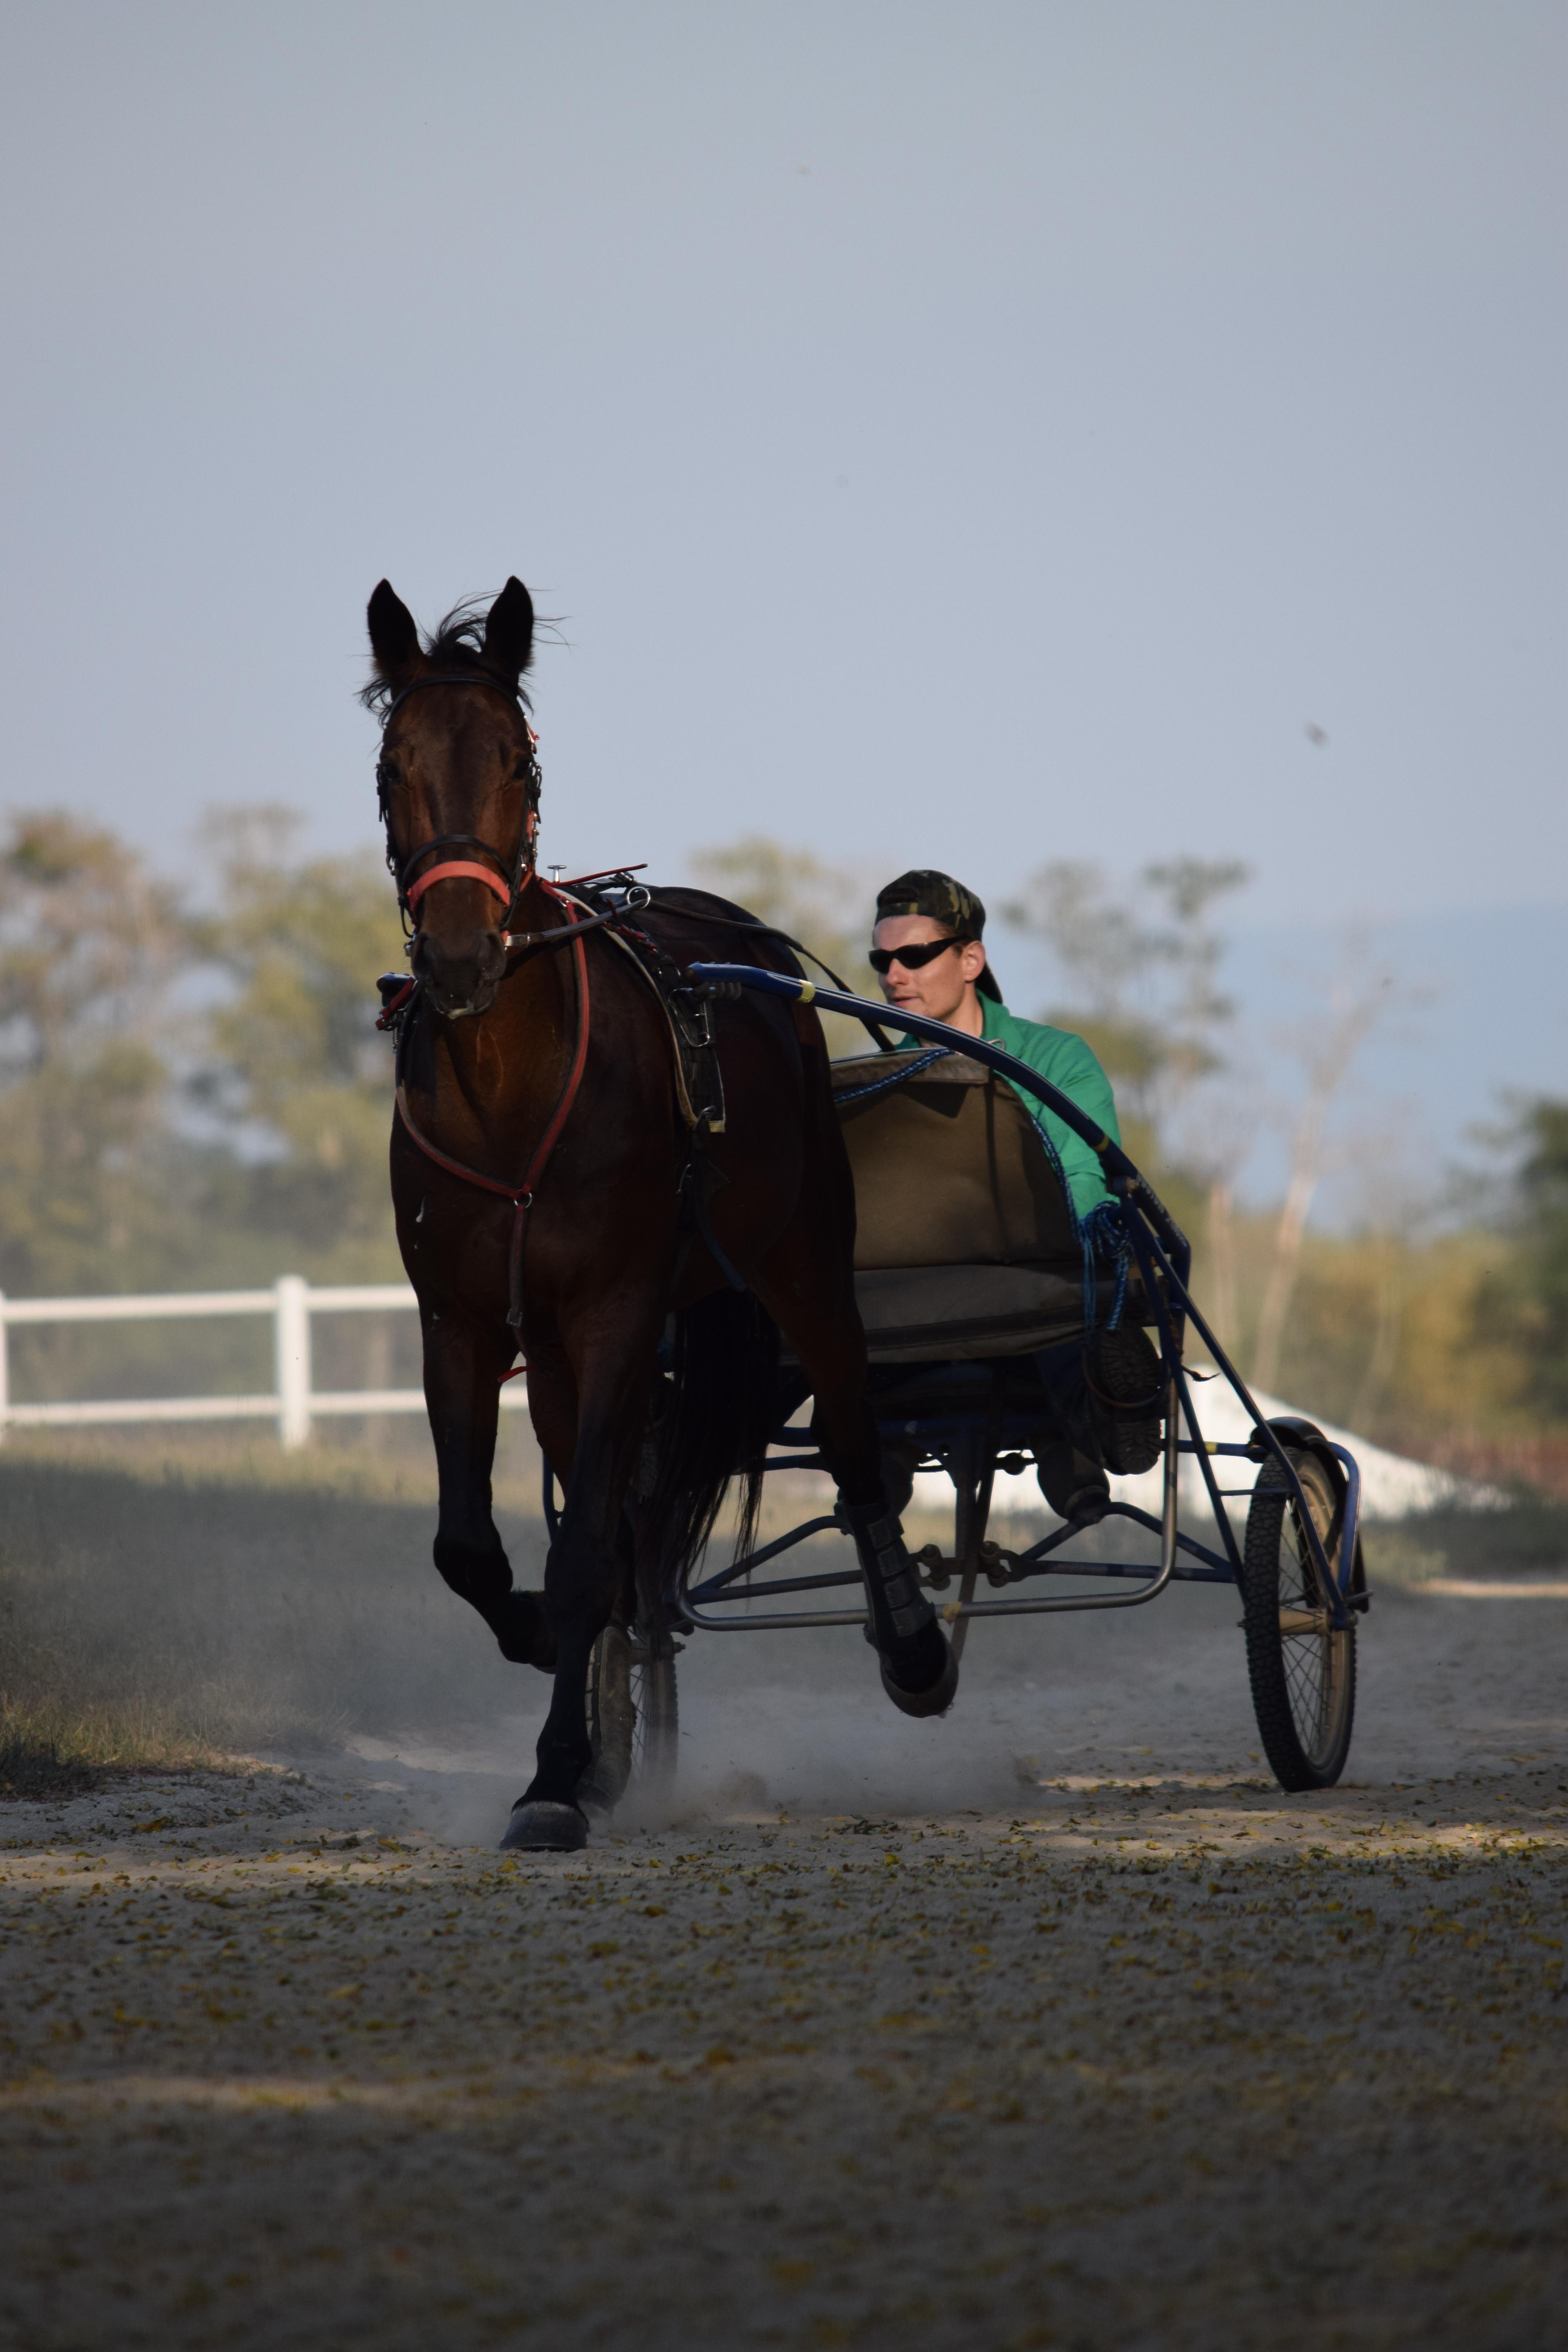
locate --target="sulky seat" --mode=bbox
[829,1046,1117,1364]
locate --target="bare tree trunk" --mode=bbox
[1206,1178,1238,1353]
[1251,1152,1320,1394]
[1251,946,1388,1396]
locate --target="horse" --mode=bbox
[365,576,958,1849]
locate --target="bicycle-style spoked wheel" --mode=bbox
[1241,1448,1356,1791]
[584,1621,679,1812]
[629,1626,679,1795]
[554,1449,681,1813]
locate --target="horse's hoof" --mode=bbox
[879,1636,959,1720]
[499,1800,588,1853]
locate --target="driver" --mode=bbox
[870,868,1121,1235]
[869,868,1155,1522]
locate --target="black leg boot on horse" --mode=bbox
[840,1496,958,1717]
[749,1058,958,1720]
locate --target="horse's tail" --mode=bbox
[654,1288,780,1597]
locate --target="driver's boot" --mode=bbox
[842,1497,958,1720]
[1035,1441,1111,1525]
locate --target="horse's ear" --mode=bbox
[482,576,535,687]
[367,580,422,687]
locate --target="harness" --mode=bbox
[374,672,746,1337]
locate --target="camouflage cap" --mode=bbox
[873,869,1001,1001]
[875,868,986,937]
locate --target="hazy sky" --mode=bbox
[1,2,1563,936]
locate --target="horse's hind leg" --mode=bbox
[422,1305,557,1672]
[753,1204,958,1720]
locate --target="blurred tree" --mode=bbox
[999,857,1250,1128]
[999,860,1251,1321]
[191,809,407,1275]
[1515,1101,1568,1413]
[0,812,192,1294]
[1249,932,1399,1393]
[1242,1214,1522,1454]
[1472,1098,1568,1422]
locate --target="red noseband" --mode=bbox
[405,861,515,915]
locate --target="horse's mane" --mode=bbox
[359,598,535,719]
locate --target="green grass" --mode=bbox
[1362,1497,1568,1584]
[0,1704,222,1796]
[0,1439,549,1786]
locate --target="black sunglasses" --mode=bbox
[867,936,969,976]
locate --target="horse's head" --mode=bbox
[366,577,540,1019]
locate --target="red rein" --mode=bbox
[394,882,593,1372]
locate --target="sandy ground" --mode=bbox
[2,1581,1566,2350]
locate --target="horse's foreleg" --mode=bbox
[422,1305,557,1671]
[502,1303,663,1851]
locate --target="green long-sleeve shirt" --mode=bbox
[901,1000,1121,1226]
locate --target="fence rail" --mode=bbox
[0,1278,526,1448]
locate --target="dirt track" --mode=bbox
[2,1584,1566,2350]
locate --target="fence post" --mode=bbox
[274,1275,311,1450]
[0,1292,8,1446]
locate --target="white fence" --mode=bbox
[0,1278,528,1450]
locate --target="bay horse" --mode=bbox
[366,576,957,1849]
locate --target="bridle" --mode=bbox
[376,667,594,1343]
[376,671,543,938]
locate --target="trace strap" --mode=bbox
[394,885,592,1343]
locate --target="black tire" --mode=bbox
[1242,1448,1356,1791]
[584,1622,680,1810]
[630,1626,680,1795]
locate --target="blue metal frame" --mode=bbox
[680,963,1362,1635]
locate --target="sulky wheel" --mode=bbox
[583,1621,680,1811]
[627,1624,680,1795]
[1241,1446,1356,1791]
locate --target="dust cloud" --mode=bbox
[347,1556,1568,1849]
[1,1441,1563,1849]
